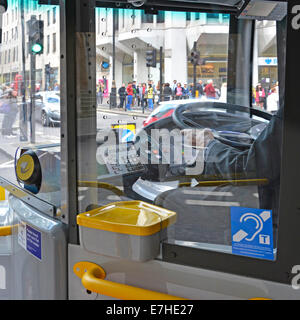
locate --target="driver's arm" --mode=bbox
[203,108,283,182]
[181,128,255,179]
[204,139,256,180]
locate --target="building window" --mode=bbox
[8,49,10,63]
[4,51,7,64]
[157,11,165,23]
[195,12,200,20]
[141,12,153,23]
[53,7,56,24]
[186,12,191,21]
[207,13,220,23]
[47,35,50,54]
[222,14,230,23]
[15,26,18,40]
[47,10,50,26]
[53,33,56,53]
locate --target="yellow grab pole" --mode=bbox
[74,262,187,300]
[0,187,5,201]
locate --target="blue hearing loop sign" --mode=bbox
[231,207,274,261]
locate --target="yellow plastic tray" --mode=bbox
[77,201,177,236]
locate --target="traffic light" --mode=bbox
[146,49,157,68]
[190,48,200,66]
[27,16,44,55]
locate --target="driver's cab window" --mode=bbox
[252,20,279,113]
[76,7,283,263]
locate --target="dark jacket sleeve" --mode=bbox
[204,108,283,183]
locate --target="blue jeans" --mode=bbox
[126,95,132,110]
[148,98,153,110]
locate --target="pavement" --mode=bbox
[97,105,151,118]
[0,105,151,162]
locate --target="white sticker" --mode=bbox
[18,221,26,250]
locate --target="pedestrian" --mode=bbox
[171,80,177,100]
[126,82,133,111]
[156,81,161,104]
[137,84,142,107]
[175,82,183,100]
[152,81,157,106]
[118,83,126,109]
[182,84,189,99]
[132,81,137,108]
[163,83,172,101]
[1,89,18,137]
[196,80,204,98]
[147,84,154,110]
[140,83,147,110]
[204,79,216,99]
[255,83,265,109]
[219,82,227,102]
[267,86,279,114]
[110,80,117,108]
[97,84,103,106]
[188,83,194,99]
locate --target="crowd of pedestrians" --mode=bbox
[96,77,279,113]
[97,78,227,111]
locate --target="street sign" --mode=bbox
[111,123,136,143]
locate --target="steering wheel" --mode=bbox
[172,101,272,149]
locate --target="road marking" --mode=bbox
[183,190,233,197]
[185,199,240,206]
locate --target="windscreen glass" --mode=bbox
[0,0,60,192]
[75,5,285,263]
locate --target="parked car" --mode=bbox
[28,91,61,127]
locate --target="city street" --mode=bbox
[0,109,147,183]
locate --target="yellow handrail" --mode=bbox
[73,262,187,300]
[0,225,12,237]
[0,224,19,237]
[0,187,5,201]
[77,181,124,196]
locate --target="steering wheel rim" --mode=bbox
[172,101,271,148]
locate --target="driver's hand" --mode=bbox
[181,128,214,149]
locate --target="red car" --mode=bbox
[143,99,205,127]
